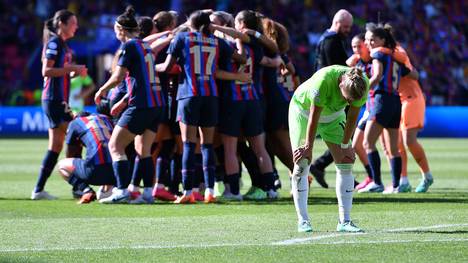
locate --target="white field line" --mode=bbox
[273,223,468,245]
[0,223,467,253]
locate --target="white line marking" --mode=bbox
[272,233,364,245]
[274,223,468,246]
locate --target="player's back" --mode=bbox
[370,50,409,96]
[68,114,114,165]
[119,39,164,108]
[171,32,221,99]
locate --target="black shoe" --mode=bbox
[310,164,328,188]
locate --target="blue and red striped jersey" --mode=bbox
[242,38,264,99]
[218,41,259,101]
[355,58,373,110]
[42,36,72,102]
[65,114,114,165]
[118,39,165,108]
[168,32,231,99]
[371,51,410,95]
[277,55,294,98]
[264,53,293,103]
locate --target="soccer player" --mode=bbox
[375,42,433,193]
[147,11,180,201]
[261,18,295,190]
[57,112,116,204]
[359,24,418,194]
[289,65,368,233]
[309,9,354,188]
[94,6,165,204]
[346,34,374,190]
[211,12,280,200]
[156,10,249,204]
[233,10,282,200]
[32,10,87,200]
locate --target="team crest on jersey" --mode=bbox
[48,42,57,49]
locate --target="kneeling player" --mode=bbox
[57,112,116,204]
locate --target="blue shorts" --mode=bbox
[265,101,289,132]
[357,110,369,131]
[42,100,73,129]
[368,93,401,129]
[177,96,218,127]
[72,159,116,186]
[118,106,164,135]
[218,99,263,137]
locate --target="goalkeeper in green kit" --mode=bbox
[289,65,368,233]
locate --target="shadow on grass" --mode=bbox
[393,230,468,234]
[0,193,467,206]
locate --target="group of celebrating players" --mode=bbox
[30,6,434,233]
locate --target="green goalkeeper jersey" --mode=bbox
[292,65,369,119]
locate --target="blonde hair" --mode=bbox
[341,68,366,101]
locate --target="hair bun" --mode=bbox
[124,5,136,17]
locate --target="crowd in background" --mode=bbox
[0,0,466,106]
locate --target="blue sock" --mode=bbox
[364,164,373,179]
[201,144,215,189]
[390,157,402,188]
[238,142,262,188]
[67,173,89,192]
[131,156,141,187]
[112,160,130,189]
[194,153,203,187]
[170,153,182,194]
[367,151,382,185]
[140,157,155,188]
[181,142,196,191]
[214,145,225,183]
[156,139,174,186]
[35,150,59,192]
[227,173,240,195]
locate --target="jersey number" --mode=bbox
[391,62,400,91]
[144,53,161,90]
[236,57,253,85]
[189,46,216,75]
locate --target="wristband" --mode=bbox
[254,31,261,38]
[340,143,351,149]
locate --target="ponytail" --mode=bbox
[342,68,367,101]
[43,9,75,44]
[116,5,139,33]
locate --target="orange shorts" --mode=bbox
[400,95,425,130]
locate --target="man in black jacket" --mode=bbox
[311,9,353,188]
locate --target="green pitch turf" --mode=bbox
[0,138,467,262]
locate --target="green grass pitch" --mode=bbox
[0,138,467,262]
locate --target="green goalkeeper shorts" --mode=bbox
[289,102,346,150]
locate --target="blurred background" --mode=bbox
[0,0,465,107]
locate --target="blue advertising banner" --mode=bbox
[0,106,467,137]
[0,107,96,137]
